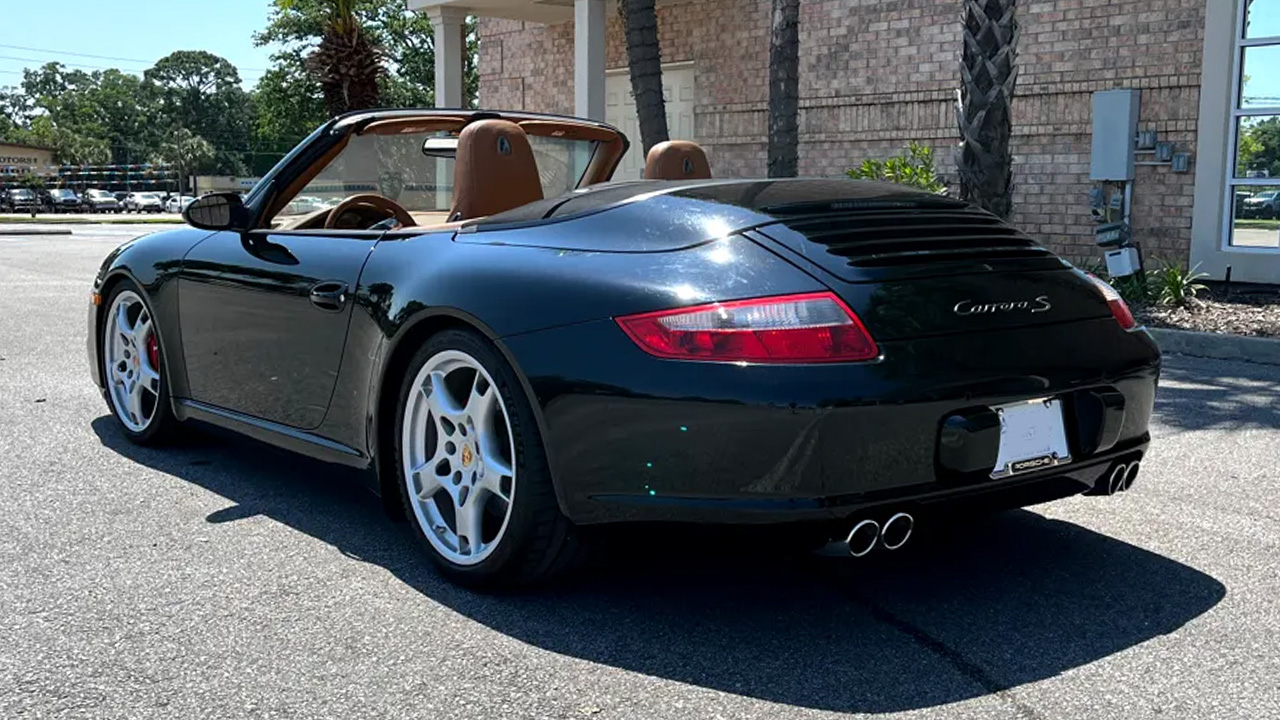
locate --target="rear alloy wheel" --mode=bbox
[395,330,582,587]
[102,283,177,443]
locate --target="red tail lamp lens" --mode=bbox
[1082,273,1138,330]
[615,292,880,363]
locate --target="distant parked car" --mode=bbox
[3,188,39,213]
[124,192,164,213]
[47,188,83,213]
[1240,190,1280,219]
[164,195,195,213]
[83,189,122,213]
[283,195,328,215]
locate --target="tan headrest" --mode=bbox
[643,140,712,180]
[450,119,544,221]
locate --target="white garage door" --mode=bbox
[605,63,696,181]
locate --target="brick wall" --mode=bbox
[478,0,1208,266]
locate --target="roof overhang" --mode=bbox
[407,0,575,23]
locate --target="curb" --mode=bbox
[1148,327,1280,366]
[0,228,74,236]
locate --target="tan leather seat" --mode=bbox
[449,119,544,221]
[643,140,712,180]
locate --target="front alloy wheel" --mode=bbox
[102,283,176,443]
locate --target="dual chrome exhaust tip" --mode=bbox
[845,512,914,557]
[1106,460,1141,495]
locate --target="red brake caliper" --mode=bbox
[146,333,160,369]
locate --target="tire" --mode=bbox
[393,329,583,589]
[100,280,179,445]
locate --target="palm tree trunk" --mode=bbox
[955,0,1019,220]
[621,0,669,154]
[767,0,800,178]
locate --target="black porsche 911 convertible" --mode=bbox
[89,108,1160,587]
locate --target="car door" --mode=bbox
[178,228,379,429]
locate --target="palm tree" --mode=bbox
[767,0,800,178]
[620,0,669,154]
[155,128,215,195]
[955,0,1019,219]
[284,0,383,116]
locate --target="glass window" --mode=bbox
[1229,1,1280,251]
[270,128,600,228]
[1239,45,1280,108]
[527,136,597,198]
[1230,185,1280,247]
[1235,115,1280,177]
[274,131,451,227]
[1246,0,1280,39]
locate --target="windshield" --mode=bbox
[271,129,599,227]
[139,193,159,200]
[51,189,74,198]
[11,189,33,198]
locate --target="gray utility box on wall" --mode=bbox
[1090,89,1141,181]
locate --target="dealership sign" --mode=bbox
[0,155,41,166]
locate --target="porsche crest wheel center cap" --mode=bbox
[461,444,474,467]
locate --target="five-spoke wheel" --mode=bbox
[401,349,517,565]
[394,329,583,587]
[101,282,176,443]
[105,289,162,432]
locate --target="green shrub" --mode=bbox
[1110,274,1151,307]
[1150,260,1209,309]
[846,142,947,194]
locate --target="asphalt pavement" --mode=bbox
[1,224,1278,719]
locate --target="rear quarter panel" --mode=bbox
[343,228,827,498]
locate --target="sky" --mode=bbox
[1,0,279,89]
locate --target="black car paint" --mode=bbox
[89,111,1159,530]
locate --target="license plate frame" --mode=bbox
[990,397,1072,479]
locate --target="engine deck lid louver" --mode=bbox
[754,207,1063,283]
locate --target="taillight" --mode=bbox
[1082,273,1138,330]
[615,291,880,363]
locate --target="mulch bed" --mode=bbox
[1136,283,1280,339]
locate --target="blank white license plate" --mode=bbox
[990,398,1071,478]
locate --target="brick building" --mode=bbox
[410,0,1278,284]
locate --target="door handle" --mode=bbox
[309,281,348,312]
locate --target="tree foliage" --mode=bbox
[155,127,217,176]
[1236,116,1280,178]
[847,142,947,193]
[256,0,478,115]
[0,2,475,179]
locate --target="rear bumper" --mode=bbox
[503,317,1160,525]
[578,440,1147,525]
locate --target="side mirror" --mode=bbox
[183,192,251,231]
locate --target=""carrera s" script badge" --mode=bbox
[953,296,1052,316]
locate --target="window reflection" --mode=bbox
[1245,0,1280,39]
[1230,185,1280,248]
[1235,115,1280,177]
[1240,45,1280,109]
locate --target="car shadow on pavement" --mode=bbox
[92,415,1225,715]
[1156,356,1280,432]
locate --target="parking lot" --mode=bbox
[2,224,1279,719]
